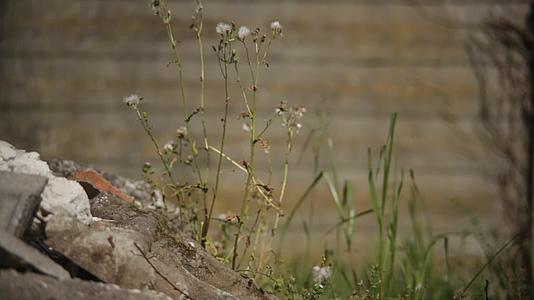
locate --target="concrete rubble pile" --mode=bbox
[0,140,276,300]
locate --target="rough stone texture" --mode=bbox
[45,192,277,300]
[40,176,92,224]
[0,230,70,279]
[0,270,173,300]
[45,212,155,285]
[0,140,92,224]
[8,152,50,177]
[0,140,16,161]
[0,150,274,299]
[50,158,152,204]
[0,172,47,237]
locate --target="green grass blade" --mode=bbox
[280,171,324,241]
[324,171,345,218]
[385,169,404,294]
[380,112,398,219]
[375,145,385,180]
[321,208,373,237]
[459,231,520,297]
[342,180,352,207]
[368,147,382,227]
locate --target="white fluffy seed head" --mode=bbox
[216,22,231,35]
[270,21,282,31]
[238,26,251,40]
[312,266,332,285]
[123,94,141,106]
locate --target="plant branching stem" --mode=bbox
[134,108,176,185]
[205,43,231,247]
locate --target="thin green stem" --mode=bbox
[134,108,176,185]
[204,43,231,246]
[232,39,262,270]
[197,25,205,110]
[272,130,293,236]
[160,7,207,237]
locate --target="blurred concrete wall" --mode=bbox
[0,0,529,256]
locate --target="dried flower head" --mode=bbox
[184,154,194,165]
[123,94,142,107]
[176,126,188,139]
[163,141,175,152]
[270,21,283,37]
[258,138,271,154]
[276,101,305,132]
[312,265,332,286]
[142,162,153,175]
[238,111,250,119]
[150,0,171,23]
[150,0,161,15]
[225,215,240,224]
[216,22,232,35]
[238,26,251,40]
[190,0,203,31]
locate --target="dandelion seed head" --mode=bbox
[123,94,141,107]
[242,122,251,132]
[312,265,332,285]
[238,26,251,40]
[270,21,283,37]
[216,22,231,35]
[270,21,282,31]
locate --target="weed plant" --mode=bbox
[124,1,522,298]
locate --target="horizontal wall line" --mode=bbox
[0,50,474,68]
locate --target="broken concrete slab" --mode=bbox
[45,214,155,287]
[0,140,92,224]
[0,172,48,237]
[0,270,173,300]
[45,193,277,300]
[0,230,70,279]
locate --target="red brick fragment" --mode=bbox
[70,169,133,204]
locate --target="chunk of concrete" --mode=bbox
[0,172,48,237]
[8,152,51,177]
[0,140,92,224]
[0,270,173,300]
[0,230,70,279]
[40,176,92,224]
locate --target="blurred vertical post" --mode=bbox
[467,3,534,297]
